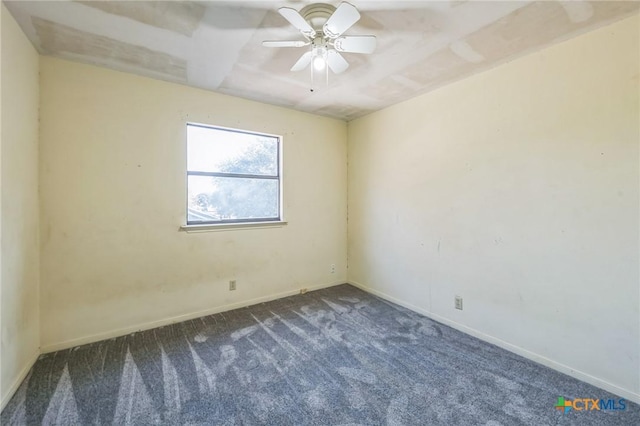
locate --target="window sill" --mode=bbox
[180,221,288,233]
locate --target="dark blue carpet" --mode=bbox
[2,284,638,425]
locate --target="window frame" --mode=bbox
[185,122,283,226]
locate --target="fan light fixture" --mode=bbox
[262,2,376,91]
[313,46,327,71]
[313,55,326,71]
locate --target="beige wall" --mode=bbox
[39,57,347,350]
[0,4,40,407]
[348,14,639,402]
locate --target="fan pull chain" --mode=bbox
[326,58,329,87]
[310,64,314,92]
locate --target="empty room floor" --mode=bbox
[2,284,637,425]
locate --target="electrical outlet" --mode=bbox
[229,280,236,291]
[330,264,336,274]
[455,296,463,310]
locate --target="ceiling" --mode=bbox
[4,1,638,121]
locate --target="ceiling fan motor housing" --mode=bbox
[300,3,336,31]
[312,36,328,49]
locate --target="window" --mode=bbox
[186,123,281,225]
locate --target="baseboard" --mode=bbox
[41,280,344,354]
[348,280,640,405]
[1,350,40,411]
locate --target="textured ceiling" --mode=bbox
[4,1,638,121]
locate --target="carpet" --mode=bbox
[2,284,638,425]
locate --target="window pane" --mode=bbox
[188,175,279,223]
[187,125,278,176]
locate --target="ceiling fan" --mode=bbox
[262,2,376,89]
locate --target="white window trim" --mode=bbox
[184,122,284,228]
[180,220,288,233]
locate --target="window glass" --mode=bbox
[186,123,281,225]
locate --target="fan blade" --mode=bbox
[334,35,376,54]
[279,7,316,38]
[323,2,360,39]
[263,40,309,48]
[327,50,349,74]
[291,51,313,71]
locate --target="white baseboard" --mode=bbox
[348,280,640,405]
[1,350,40,411]
[41,280,344,354]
